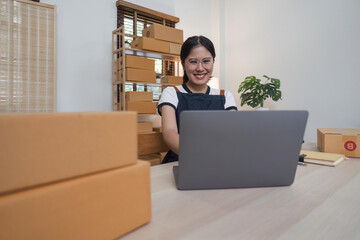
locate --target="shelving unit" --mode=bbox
[114,0,182,166]
[112,26,181,111]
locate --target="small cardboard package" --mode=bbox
[126,91,153,102]
[118,55,155,71]
[126,101,157,114]
[142,24,183,44]
[317,128,360,157]
[138,132,169,155]
[131,37,169,53]
[169,42,182,55]
[0,112,137,194]
[125,68,156,83]
[139,154,162,166]
[0,161,151,240]
[162,75,183,85]
[138,122,153,133]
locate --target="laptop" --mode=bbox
[173,110,308,190]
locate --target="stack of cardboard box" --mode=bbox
[137,115,168,166]
[0,112,151,240]
[131,23,183,55]
[138,131,169,166]
[118,54,157,83]
[126,91,157,114]
[136,111,169,166]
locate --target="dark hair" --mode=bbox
[180,36,216,83]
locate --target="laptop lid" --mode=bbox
[174,110,308,190]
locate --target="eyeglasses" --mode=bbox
[187,58,214,68]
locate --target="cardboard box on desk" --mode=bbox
[138,132,169,155]
[138,122,153,133]
[126,91,153,102]
[0,161,151,240]
[317,128,360,157]
[142,24,183,44]
[118,55,155,71]
[139,154,161,166]
[131,37,169,53]
[0,112,137,195]
[126,101,157,114]
[125,68,156,83]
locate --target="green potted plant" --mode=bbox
[238,75,282,109]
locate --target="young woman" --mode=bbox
[157,36,237,163]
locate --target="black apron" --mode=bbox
[162,85,226,164]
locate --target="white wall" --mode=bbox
[223,0,360,141]
[44,0,359,142]
[44,0,117,112]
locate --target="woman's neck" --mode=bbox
[185,82,208,94]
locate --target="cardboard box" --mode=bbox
[169,42,182,55]
[138,122,153,133]
[0,161,151,240]
[159,151,167,162]
[138,132,169,155]
[138,154,161,166]
[138,114,162,128]
[317,128,360,157]
[118,55,155,71]
[131,37,169,53]
[142,24,183,44]
[162,75,183,85]
[126,101,157,114]
[153,127,162,133]
[126,68,156,83]
[0,112,137,195]
[126,91,153,102]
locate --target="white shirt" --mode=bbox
[157,84,238,115]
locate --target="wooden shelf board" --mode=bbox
[113,48,180,61]
[113,81,178,86]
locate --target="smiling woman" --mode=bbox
[157,36,238,164]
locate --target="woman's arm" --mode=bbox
[161,105,179,154]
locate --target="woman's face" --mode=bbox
[183,45,214,86]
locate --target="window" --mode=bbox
[0,0,56,112]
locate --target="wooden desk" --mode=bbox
[120,143,360,240]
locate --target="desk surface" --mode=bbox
[121,143,360,240]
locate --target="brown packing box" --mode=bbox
[126,68,156,83]
[0,112,137,195]
[138,154,161,166]
[138,132,169,155]
[159,151,167,162]
[131,37,169,53]
[138,114,162,128]
[169,42,182,55]
[126,91,153,102]
[317,128,360,157]
[0,161,151,240]
[118,55,155,71]
[153,127,162,133]
[138,122,153,133]
[142,24,183,44]
[162,75,183,85]
[126,101,157,114]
